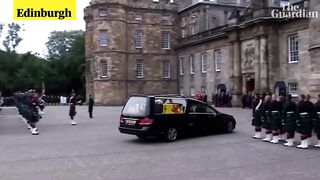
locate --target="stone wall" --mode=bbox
[178,38,231,97]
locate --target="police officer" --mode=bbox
[269,94,283,144]
[314,94,320,148]
[296,94,313,149]
[262,95,273,142]
[282,95,297,147]
[252,93,263,139]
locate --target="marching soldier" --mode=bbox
[269,94,283,144]
[262,95,273,142]
[252,93,263,139]
[69,90,77,125]
[282,95,297,147]
[314,94,320,148]
[279,95,286,141]
[296,94,313,149]
[28,93,41,135]
[306,94,314,142]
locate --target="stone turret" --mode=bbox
[308,0,320,97]
[84,0,179,105]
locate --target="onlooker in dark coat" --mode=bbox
[88,95,94,118]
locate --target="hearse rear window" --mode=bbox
[122,97,149,116]
[154,98,187,114]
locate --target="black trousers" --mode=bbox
[89,107,93,118]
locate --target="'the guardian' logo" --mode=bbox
[271,4,319,18]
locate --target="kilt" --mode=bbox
[296,113,313,134]
[29,109,39,123]
[69,104,76,117]
[262,112,271,129]
[251,111,262,127]
[282,112,296,132]
[314,112,320,133]
[270,111,281,130]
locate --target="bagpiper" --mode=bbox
[269,94,283,144]
[252,93,263,139]
[262,95,273,142]
[282,95,297,147]
[314,94,320,148]
[69,90,77,125]
[296,94,313,149]
[28,93,41,135]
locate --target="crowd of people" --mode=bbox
[251,93,320,149]
[242,92,255,109]
[211,92,232,107]
[194,91,233,108]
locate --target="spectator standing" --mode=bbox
[88,95,94,118]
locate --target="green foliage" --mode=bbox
[2,23,23,52]
[46,30,83,60]
[0,30,85,97]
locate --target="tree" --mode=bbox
[46,30,83,60]
[0,23,3,39]
[2,23,23,52]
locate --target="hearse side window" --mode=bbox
[189,101,214,113]
[122,97,149,116]
[154,98,187,114]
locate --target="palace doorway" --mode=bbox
[246,78,255,93]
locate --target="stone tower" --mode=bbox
[308,0,320,97]
[84,0,179,105]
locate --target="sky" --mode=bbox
[0,0,91,57]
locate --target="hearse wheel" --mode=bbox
[165,127,178,142]
[226,121,234,133]
[137,135,147,140]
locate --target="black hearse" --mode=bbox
[118,95,236,142]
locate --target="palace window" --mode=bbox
[201,52,207,73]
[181,17,186,27]
[190,88,195,96]
[190,55,195,74]
[288,82,298,96]
[162,31,171,49]
[134,13,142,20]
[99,8,107,17]
[180,88,184,96]
[134,30,143,49]
[215,49,222,72]
[179,57,184,75]
[100,61,108,78]
[182,29,186,38]
[136,59,144,78]
[162,60,170,78]
[288,35,299,63]
[99,30,108,47]
[190,25,196,35]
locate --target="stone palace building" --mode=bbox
[84,0,320,105]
